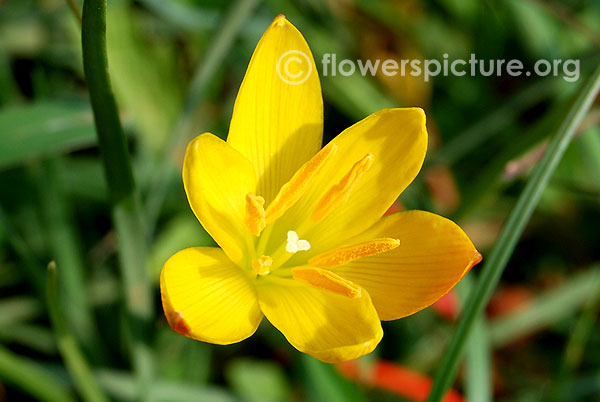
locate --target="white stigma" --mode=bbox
[286,230,311,253]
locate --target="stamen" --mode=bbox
[252,255,272,276]
[266,144,337,224]
[286,230,311,253]
[309,238,400,268]
[311,153,374,223]
[292,267,361,298]
[244,194,266,236]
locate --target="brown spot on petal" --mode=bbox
[168,311,191,336]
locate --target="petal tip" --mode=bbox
[406,107,427,127]
[273,14,287,26]
[467,251,483,272]
[189,132,218,149]
[413,106,426,118]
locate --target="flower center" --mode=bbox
[252,255,272,276]
[251,230,311,277]
[243,150,376,276]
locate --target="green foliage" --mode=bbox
[1,0,599,401]
[0,102,96,169]
[225,358,291,401]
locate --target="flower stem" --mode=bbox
[81,0,154,398]
[426,63,600,402]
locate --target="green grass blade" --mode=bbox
[0,101,96,170]
[426,63,600,402]
[0,344,76,402]
[457,275,492,402]
[0,297,42,325]
[433,77,562,165]
[0,206,45,294]
[489,266,600,347]
[37,158,104,361]
[0,324,56,354]
[81,0,154,397]
[451,98,565,221]
[81,0,139,205]
[106,1,183,152]
[46,262,110,402]
[550,267,600,401]
[579,124,600,180]
[138,0,220,32]
[95,369,238,402]
[299,355,367,402]
[65,0,82,24]
[225,358,292,402]
[465,318,492,402]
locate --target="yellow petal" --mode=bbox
[256,275,382,363]
[227,15,323,204]
[183,133,256,266]
[331,210,481,320]
[160,247,263,344]
[269,108,427,265]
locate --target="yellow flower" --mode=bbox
[160,15,481,363]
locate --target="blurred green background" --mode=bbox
[1,0,599,401]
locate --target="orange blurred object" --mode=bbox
[430,290,460,320]
[338,360,464,402]
[425,166,461,214]
[487,285,533,318]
